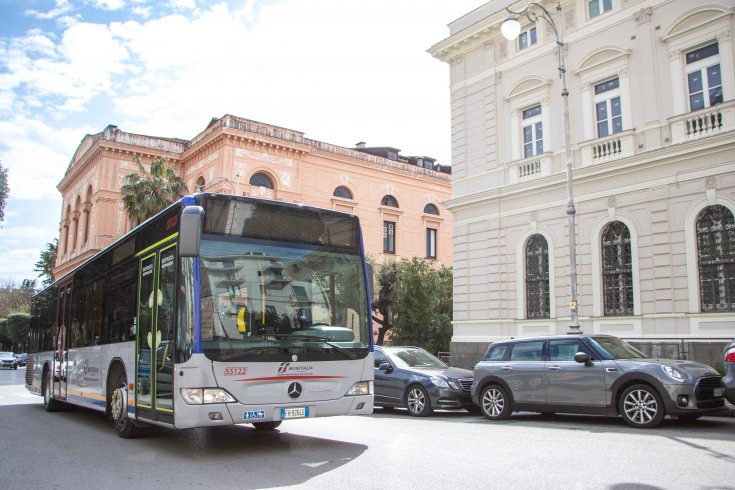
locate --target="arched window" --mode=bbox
[423,203,439,215]
[381,195,398,208]
[63,204,71,255]
[602,221,633,316]
[333,186,353,199]
[72,195,81,251]
[525,234,550,319]
[696,205,735,312]
[195,176,205,190]
[82,185,93,244]
[250,172,274,189]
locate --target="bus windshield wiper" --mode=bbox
[218,346,285,361]
[281,334,357,360]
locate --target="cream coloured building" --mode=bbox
[55,115,452,279]
[430,0,735,367]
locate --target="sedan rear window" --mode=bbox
[509,341,544,361]
[484,344,508,361]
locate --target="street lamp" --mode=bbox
[198,176,236,194]
[501,2,582,334]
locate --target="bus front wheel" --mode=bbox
[252,421,282,431]
[111,372,140,438]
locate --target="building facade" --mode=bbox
[55,115,453,280]
[430,0,735,367]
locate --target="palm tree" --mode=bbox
[34,239,57,287]
[120,157,188,227]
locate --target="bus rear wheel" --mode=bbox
[111,372,140,438]
[43,368,63,412]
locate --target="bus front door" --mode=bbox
[136,242,177,423]
[53,285,71,401]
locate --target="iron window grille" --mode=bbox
[383,221,396,254]
[525,234,550,319]
[696,205,735,312]
[602,221,634,316]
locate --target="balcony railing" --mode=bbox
[508,153,551,184]
[669,100,734,145]
[580,130,635,166]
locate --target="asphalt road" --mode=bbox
[1,367,733,489]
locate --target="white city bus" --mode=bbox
[27,193,374,437]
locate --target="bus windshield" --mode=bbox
[199,236,370,362]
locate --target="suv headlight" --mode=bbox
[661,365,688,382]
[346,381,373,396]
[430,376,449,388]
[180,388,236,404]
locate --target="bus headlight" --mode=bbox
[345,381,373,396]
[181,388,236,405]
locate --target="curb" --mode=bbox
[713,409,735,418]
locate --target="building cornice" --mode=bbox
[445,130,735,215]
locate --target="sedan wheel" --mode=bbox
[405,385,432,417]
[619,384,665,428]
[480,385,511,420]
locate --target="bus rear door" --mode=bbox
[53,284,72,401]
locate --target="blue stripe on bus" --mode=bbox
[358,225,374,351]
[66,393,136,415]
[193,255,203,353]
[66,394,106,408]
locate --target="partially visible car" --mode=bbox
[373,345,475,416]
[472,334,725,428]
[0,351,18,370]
[724,338,735,405]
[14,353,27,367]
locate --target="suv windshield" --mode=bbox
[588,336,647,360]
[198,236,370,362]
[388,348,447,369]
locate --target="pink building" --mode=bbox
[55,114,453,279]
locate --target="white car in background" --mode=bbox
[0,351,18,369]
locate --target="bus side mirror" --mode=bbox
[180,205,204,257]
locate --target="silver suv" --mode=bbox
[471,335,725,428]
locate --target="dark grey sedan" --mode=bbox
[472,335,725,428]
[373,346,474,416]
[724,338,735,405]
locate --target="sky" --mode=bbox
[0,0,486,285]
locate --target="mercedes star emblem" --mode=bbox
[288,382,303,399]
[292,354,298,362]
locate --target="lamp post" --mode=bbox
[198,176,237,194]
[502,2,581,334]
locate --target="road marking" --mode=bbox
[302,461,329,468]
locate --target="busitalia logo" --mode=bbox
[276,363,314,375]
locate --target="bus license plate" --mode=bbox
[281,407,308,419]
[713,387,723,397]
